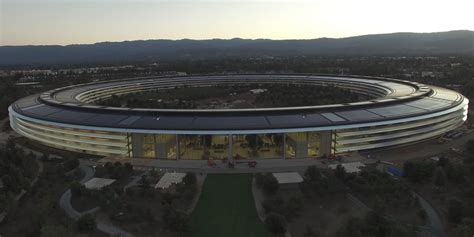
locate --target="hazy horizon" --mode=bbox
[1,0,473,46]
[1,29,473,47]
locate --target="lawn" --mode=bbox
[189,174,268,237]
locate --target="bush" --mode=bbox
[77,214,97,232]
[467,139,474,154]
[63,159,80,172]
[40,225,72,237]
[262,174,279,195]
[255,173,266,188]
[183,172,197,186]
[262,196,285,214]
[334,164,346,180]
[448,199,464,223]
[418,209,427,221]
[434,167,446,187]
[403,161,435,183]
[304,166,321,181]
[70,181,87,197]
[285,196,303,218]
[162,205,190,233]
[265,212,287,236]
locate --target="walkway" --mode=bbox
[99,157,325,173]
[415,192,444,237]
[58,160,134,237]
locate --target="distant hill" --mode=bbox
[0,30,473,65]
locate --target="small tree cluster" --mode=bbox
[77,214,97,232]
[403,160,435,183]
[62,159,80,172]
[255,173,279,195]
[162,205,190,233]
[262,195,303,220]
[265,212,287,236]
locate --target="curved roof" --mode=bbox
[10,74,467,132]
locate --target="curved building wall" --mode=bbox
[8,74,469,162]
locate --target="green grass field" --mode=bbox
[189,174,268,237]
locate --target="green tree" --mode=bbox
[40,225,72,237]
[448,199,464,223]
[265,212,287,236]
[262,174,279,195]
[139,175,150,189]
[334,164,346,180]
[77,214,97,232]
[467,139,474,154]
[434,167,446,187]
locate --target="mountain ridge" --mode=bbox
[1,30,472,65]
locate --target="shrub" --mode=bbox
[183,172,197,186]
[77,214,97,232]
[70,181,87,197]
[255,173,266,188]
[262,196,285,214]
[433,167,446,187]
[265,212,287,236]
[262,174,279,195]
[162,205,189,233]
[403,161,435,183]
[447,199,464,223]
[63,159,80,172]
[304,166,321,181]
[40,225,72,237]
[334,164,346,180]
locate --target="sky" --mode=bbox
[1,0,473,46]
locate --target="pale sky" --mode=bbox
[1,0,473,46]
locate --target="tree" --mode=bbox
[448,199,464,223]
[403,161,434,183]
[139,175,150,189]
[183,172,197,186]
[162,205,189,233]
[262,174,279,195]
[434,167,446,187]
[70,181,86,197]
[40,225,72,237]
[303,225,318,237]
[77,214,97,232]
[265,212,287,236]
[63,159,80,171]
[334,164,346,180]
[304,166,321,181]
[467,139,474,154]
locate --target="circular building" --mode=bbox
[9,74,469,163]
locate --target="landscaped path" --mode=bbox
[414,192,444,237]
[58,160,134,237]
[189,174,268,237]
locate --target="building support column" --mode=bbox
[282,133,286,160]
[176,135,180,160]
[319,131,332,156]
[228,134,233,162]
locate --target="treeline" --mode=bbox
[97,83,368,109]
[0,140,39,213]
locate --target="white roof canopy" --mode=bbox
[84,177,116,190]
[272,172,304,184]
[155,172,186,189]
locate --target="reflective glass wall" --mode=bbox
[132,132,327,160]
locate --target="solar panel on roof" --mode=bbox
[118,116,141,125]
[368,104,426,118]
[336,110,382,121]
[192,116,270,130]
[321,113,345,122]
[267,114,330,127]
